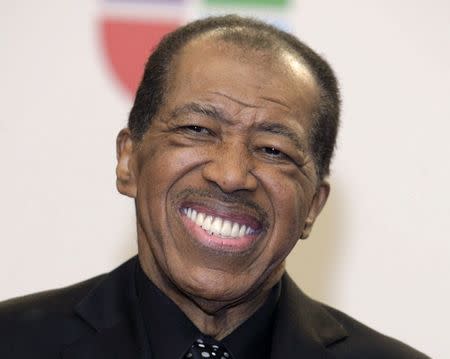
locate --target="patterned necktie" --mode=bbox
[184,338,233,359]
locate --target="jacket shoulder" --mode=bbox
[0,275,105,358]
[0,274,105,319]
[323,304,430,359]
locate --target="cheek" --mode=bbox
[135,145,210,233]
[138,146,205,194]
[259,168,314,243]
[264,168,312,216]
[135,147,201,251]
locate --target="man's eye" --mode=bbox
[260,146,294,163]
[181,125,210,135]
[262,146,283,157]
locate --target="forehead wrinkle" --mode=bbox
[211,91,259,109]
[259,96,291,111]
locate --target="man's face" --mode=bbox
[117,36,329,306]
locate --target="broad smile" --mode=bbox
[179,204,264,253]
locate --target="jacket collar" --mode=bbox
[61,257,149,359]
[61,257,348,359]
[270,274,348,358]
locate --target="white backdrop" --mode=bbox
[1,1,449,358]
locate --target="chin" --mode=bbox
[175,262,279,308]
[172,266,248,300]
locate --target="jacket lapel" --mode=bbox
[61,257,150,359]
[271,274,348,359]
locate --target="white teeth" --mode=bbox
[202,215,213,231]
[231,222,240,237]
[221,220,232,237]
[195,212,205,226]
[238,224,247,237]
[183,207,256,238]
[191,209,197,222]
[210,217,223,235]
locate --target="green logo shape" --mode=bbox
[205,0,287,6]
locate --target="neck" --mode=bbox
[137,237,282,339]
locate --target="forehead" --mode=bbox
[163,35,319,131]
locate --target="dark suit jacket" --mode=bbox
[0,257,429,358]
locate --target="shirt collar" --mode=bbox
[136,262,197,359]
[136,262,280,359]
[222,282,280,358]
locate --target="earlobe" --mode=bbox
[116,128,137,198]
[300,181,330,239]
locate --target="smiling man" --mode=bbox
[0,15,428,359]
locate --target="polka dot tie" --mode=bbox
[184,338,233,359]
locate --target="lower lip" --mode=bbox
[180,214,259,253]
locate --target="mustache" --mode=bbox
[175,187,268,225]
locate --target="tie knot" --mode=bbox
[185,338,232,359]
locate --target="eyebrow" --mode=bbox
[171,102,232,124]
[256,122,305,152]
[171,102,305,152]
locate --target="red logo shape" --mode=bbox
[100,17,180,97]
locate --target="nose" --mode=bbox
[201,142,258,193]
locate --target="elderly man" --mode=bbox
[0,15,427,358]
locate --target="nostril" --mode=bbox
[202,165,257,193]
[201,146,257,192]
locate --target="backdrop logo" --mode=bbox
[99,0,290,97]
[206,0,287,5]
[100,18,180,96]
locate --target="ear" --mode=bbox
[116,128,137,198]
[300,181,330,239]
